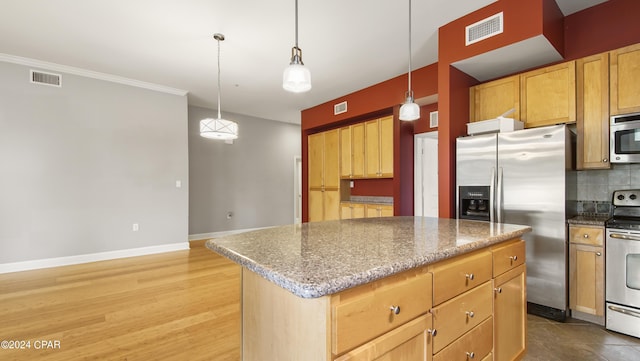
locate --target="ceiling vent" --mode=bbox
[334,101,347,115]
[466,12,503,46]
[429,111,439,128]
[30,69,62,87]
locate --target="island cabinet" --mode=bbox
[610,43,640,116]
[576,52,610,170]
[569,225,605,324]
[309,129,340,221]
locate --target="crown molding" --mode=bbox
[0,53,188,96]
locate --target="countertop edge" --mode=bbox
[206,226,531,299]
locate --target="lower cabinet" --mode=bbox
[340,202,393,219]
[569,224,605,321]
[309,189,340,222]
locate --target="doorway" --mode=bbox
[294,156,302,224]
[414,132,438,217]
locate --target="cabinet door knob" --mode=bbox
[466,311,475,318]
[603,158,608,162]
[466,351,475,359]
[389,305,401,315]
[427,328,437,337]
[584,234,589,238]
[596,252,602,256]
[465,273,475,281]
[509,255,518,261]
[494,287,502,294]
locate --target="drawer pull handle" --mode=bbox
[465,273,475,281]
[584,234,589,238]
[596,252,602,256]
[427,328,437,337]
[466,351,475,359]
[494,287,502,294]
[389,305,401,315]
[509,255,518,261]
[466,311,475,318]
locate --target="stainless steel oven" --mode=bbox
[610,112,640,163]
[606,189,640,338]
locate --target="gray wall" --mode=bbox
[0,61,189,263]
[188,105,300,234]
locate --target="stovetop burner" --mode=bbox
[607,189,640,231]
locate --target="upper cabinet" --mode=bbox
[340,123,365,179]
[309,129,339,189]
[577,53,610,170]
[610,43,640,115]
[520,61,576,128]
[365,116,394,178]
[469,75,520,123]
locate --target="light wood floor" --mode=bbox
[0,243,241,361]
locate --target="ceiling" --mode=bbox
[0,0,606,124]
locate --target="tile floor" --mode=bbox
[523,314,640,360]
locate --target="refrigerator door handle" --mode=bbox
[497,167,503,223]
[490,167,496,222]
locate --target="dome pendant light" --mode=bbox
[200,33,238,140]
[399,0,420,121]
[283,0,311,93]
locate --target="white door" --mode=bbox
[414,132,438,217]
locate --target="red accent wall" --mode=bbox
[350,179,394,197]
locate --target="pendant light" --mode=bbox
[399,0,420,121]
[200,33,238,140]
[283,0,311,93]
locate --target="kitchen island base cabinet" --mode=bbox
[493,264,527,361]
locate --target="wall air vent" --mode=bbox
[465,12,503,46]
[430,111,439,128]
[334,101,347,115]
[30,69,62,87]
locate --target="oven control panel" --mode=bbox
[612,189,640,207]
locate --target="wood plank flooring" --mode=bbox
[0,244,241,361]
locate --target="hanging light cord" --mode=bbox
[216,36,222,119]
[294,0,299,49]
[407,0,413,94]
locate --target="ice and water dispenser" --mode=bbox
[458,186,491,221]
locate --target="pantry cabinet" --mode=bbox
[365,116,393,178]
[469,75,520,123]
[569,225,605,321]
[576,53,610,170]
[308,129,340,222]
[610,43,640,115]
[520,61,576,128]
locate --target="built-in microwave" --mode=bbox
[611,112,640,163]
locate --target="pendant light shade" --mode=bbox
[200,33,238,140]
[399,0,420,121]
[283,0,311,93]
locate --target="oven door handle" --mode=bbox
[608,305,640,319]
[609,233,640,241]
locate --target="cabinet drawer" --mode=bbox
[431,250,492,305]
[492,240,526,276]
[433,317,493,361]
[332,271,432,355]
[431,281,493,353]
[569,226,604,246]
[334,314,433,361]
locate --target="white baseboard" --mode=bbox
[0,242,190,274]
[188,226,272,241]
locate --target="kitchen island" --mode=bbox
[206,216,531,361]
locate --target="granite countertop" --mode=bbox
[567,215,610,226]
[206,216,531,299]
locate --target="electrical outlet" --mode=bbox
[175,180,182,188]
[132,223,139,232]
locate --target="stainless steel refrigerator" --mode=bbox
[456,124,575,321]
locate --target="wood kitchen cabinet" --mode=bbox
[469,75,520,122]
[610,43,640,115]
[520,61,576,128]
[308,129,340,222]
[491,240,527,361]
[340,202,365,219]
[365,116,393,178]
[577,52,610,170]
[569,225,605,323]
[365,204,394,218]
[340,124,365,179]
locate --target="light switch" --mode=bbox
[176,180,182,188]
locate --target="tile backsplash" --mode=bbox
[574,163,640,216]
